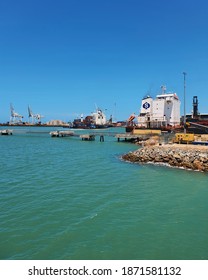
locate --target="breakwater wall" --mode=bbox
[122,144,208,172]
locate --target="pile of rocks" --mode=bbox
[122,144,208,172]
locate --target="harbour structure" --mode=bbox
[0,129,13,135]
[80,134,96,141]
[46,120,69,127]
[186,96,208,123]
[50,130,75,137]
[28,106,44,124]
[9,104,24,124]
[137,86,181,128]
[183,95,208,134]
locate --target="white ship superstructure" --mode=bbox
[92,108,107,126]
[138,86,181,128]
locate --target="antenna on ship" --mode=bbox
[161,85,166,94]
[94,103,98,111]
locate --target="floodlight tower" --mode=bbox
[183,72,187,133]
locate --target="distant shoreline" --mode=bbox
[0,123,70,128]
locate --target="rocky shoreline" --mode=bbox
[122,144,208,172]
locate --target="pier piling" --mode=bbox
[100,135,104,142]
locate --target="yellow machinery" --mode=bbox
[174,133,195,144]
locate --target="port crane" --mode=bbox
[10,103,24,124]
[28,106,44,123]
[127,113,136,126]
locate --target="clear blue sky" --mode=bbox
[1,0,208,123]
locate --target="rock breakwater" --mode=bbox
[122,144,208,172]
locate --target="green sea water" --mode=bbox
[0,127,208,260]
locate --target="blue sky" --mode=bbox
[0,0,208,123]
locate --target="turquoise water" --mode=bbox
[0,127,208,260]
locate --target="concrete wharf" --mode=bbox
[0,129,13,135]
[49,130,75,137]
[49,130,154,142]
[115,133,152,142]
[80,134,95,141]
[50,130,118,139]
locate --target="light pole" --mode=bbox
[183,72,187,133]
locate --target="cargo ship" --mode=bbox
[126,89,208,135]
[126,86,181,134]
[72,107,113,129]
